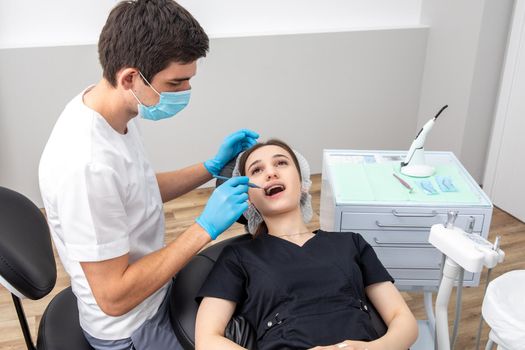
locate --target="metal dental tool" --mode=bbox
[392,173,414,193]
[401,105,448,178]
[213,175,262,189]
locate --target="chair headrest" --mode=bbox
[0,187,56,299]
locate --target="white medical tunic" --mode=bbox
[39,87,169,340]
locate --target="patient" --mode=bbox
[195,139,418,350]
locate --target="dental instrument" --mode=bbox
[401,105,448,177]
[392,173,414,192]
[436,176,458,192]
[213,175,262,189]
[419,180,438,195]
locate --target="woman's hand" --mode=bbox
[308,340,373,350]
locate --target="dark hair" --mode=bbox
[98,0,209,87]
[238,139,302,236]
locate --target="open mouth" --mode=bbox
[264,184,286,196]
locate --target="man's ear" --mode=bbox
[117,68,140,90]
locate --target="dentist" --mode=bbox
[38,1,257,349]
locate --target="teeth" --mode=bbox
[265,184,285,196]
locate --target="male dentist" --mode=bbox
[39,1,257,349]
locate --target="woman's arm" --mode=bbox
[360,281,418,350]
[195,297,247,350]
[309,281,418,350]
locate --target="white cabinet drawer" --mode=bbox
[351,229,486,248]
[374,247,442,269]
[356,229,432,247]
[389,269,474,282]
[341,212,484,231]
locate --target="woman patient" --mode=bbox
[195,140,418,350]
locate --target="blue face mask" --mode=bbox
[130,72,191,121]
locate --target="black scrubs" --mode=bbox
[197,230,394,350]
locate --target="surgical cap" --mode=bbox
[232,148,313,234]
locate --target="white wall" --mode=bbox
[180,0,422,37]
[0,1,120,48]
[0,0,421,48]
[0,0,426,206]
[484,0,525,221]
[0,0,514,207]
[416,0,513,183]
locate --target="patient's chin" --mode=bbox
[257,201,299,218]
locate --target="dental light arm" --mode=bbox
[401,105,448,177]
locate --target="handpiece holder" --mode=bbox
[428,211,505,350]
[400,105,448,178]
[400,148,435,177]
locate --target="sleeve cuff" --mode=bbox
[66,237,130,262]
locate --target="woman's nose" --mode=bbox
[265,167,279,179]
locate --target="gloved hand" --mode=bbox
[196,176,250,239]
[204,129,259,176]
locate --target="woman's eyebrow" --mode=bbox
[247,159,261,172]
[247,154,291,171]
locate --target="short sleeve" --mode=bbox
[56,162,129,262]
[197,246,247,304]
[353,233,394,286]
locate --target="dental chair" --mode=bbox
[168,161,389,349]
[0,186,94,350]
[481,270,525,350]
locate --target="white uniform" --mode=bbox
[39,87,169,340]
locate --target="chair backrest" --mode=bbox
[169,234,253,349]
[0,187,56,299]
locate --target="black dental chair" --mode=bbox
[169,163,389,349]
[0,186,94,350]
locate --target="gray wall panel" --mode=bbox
[0,28,428,206]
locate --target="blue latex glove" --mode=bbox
[204,129,259,176]
[196,176,250,239]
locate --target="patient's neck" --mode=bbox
[264,208,310,237]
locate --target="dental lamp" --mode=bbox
[401,105,448,177]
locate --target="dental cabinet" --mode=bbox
[320,149,493,291]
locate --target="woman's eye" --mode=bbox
[251,167,262,175]
[276,160,288,166]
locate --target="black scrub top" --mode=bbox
[197,230,394,350]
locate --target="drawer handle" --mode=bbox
[375,220,433,229]
[392,210,438,218]
[373,237,433,246]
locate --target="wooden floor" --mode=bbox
[1,174,524,349]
